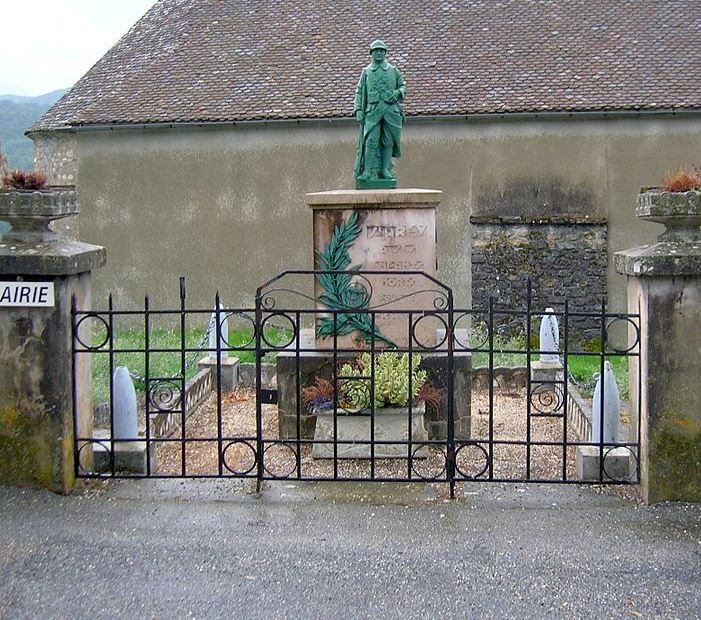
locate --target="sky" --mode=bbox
[0,0,158,96]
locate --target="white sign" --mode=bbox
[0,282,55,307]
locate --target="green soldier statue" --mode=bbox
[353,40,406,189]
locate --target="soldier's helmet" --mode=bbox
[369,39,388,53]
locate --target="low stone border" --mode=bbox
[471,366,528,391]
[566,382,592,442]
[152,367,213,438]
[238,362,277,388]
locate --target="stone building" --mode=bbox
[28,0,701,315]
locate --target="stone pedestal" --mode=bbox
[614,190,701,503]
[307,189,441,349]
[0,189,106,493]
[276,329,471,442]
[93,434,156,474]
[530,360,564,393]
[197,356,239,392]
[576,446,633,482]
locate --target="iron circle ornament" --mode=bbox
[260,312,297,349]
[604,316,640,353]
[262,442,298,478]
[453,312,489,351]
[77,440,112,476]
[338,378,372,414]
[602,445,639,483]
[222,440,258,475]
[222,311,256,350]
[410,444,447,480]
[344,274,373,309]
[74,313,110,351]
[411,313,448,351]
[454,442,490,479]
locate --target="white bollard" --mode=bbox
[208,301,228,360]
[591,360,621,444]
[113,366,138,440]
[539,307,559,363]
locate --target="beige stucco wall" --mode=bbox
[32,116,701,312]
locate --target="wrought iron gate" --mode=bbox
[72,272,641,497]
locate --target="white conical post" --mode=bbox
[113,366,138,440]
[539,307,559,363]
[208,301,228,360]
[591,360,621,444]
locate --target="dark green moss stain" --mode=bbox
[475,179,600,219]
[0,405,58,489]
[649,423,701,502]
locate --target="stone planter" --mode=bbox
[614,190,701,276]
[0,187,78,242]
[312,402,428,459]
[635,189,701,242]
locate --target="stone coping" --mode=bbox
[306,188,442,209]
[0,241,106,276]
[614,242,701,277]
[469,215,607,225]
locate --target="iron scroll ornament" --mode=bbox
[315,211,397,347]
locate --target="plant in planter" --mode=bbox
[1,169,48,191]
[0,167,77,242]
[305,351,442,459]
[633,165,701,246]
[661,167,701,193]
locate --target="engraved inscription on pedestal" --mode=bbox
[308,190,440,349]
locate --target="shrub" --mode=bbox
[663,167,701,193]
[2,170,48,190]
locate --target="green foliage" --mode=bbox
[91,325,290,403]
[0,90,66,169]
[340,351,426,409]
[315,212,396,347]
[470,333,630,399]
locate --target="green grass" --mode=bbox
[471,337,630,400]
[91,326,291,403]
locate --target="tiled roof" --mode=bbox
[31,0,701,132]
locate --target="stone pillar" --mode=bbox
[276,188,471,442]
[614,190,701,503]
[0,189,105,494]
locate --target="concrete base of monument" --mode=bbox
[529,360,564,394]
[93,430,156,474]
[575,445,635,482]
[312,404,429,459]
[276,328,471,442]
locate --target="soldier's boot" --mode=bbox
[359,146,379,180]
[379,146,395,179]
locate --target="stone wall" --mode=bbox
[470,217,608,340]
[33,132,78,185]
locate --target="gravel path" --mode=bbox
[155,386,628,487]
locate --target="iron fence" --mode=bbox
[72,272,641,497]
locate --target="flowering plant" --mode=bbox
[302,351,442,413]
